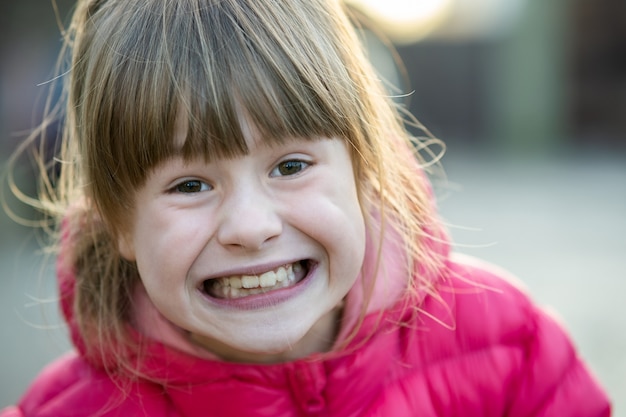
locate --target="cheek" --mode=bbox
[132,209,201,280]
[344,206,367,275]
[337,181,368,280]
[321,191,367,277]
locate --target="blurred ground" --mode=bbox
[1,146,624,412]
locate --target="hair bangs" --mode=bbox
[178,0,361,160]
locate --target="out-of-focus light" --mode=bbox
[344,0,528,44]
[432,0,527,40]
[345,0,453,44]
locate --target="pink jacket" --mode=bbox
[1,223,611,416]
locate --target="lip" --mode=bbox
[197,260,318,311]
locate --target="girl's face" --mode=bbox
[118,123,366,362]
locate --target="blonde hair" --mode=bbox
[9,0,445,369]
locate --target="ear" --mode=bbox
[117,232,136,261]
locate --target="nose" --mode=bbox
[216,183,282,251]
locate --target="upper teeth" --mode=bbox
[218,263,300,289]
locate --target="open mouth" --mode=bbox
[202,260,311,300]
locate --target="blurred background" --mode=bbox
[1,0,624,412]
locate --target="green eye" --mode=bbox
[272,160,309,177]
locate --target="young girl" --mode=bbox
[1,0,611,416]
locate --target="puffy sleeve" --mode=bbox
[507,301,611,416]
[443,255,612,417]
[0,407,24,417]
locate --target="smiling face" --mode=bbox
[118,129,366,363]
